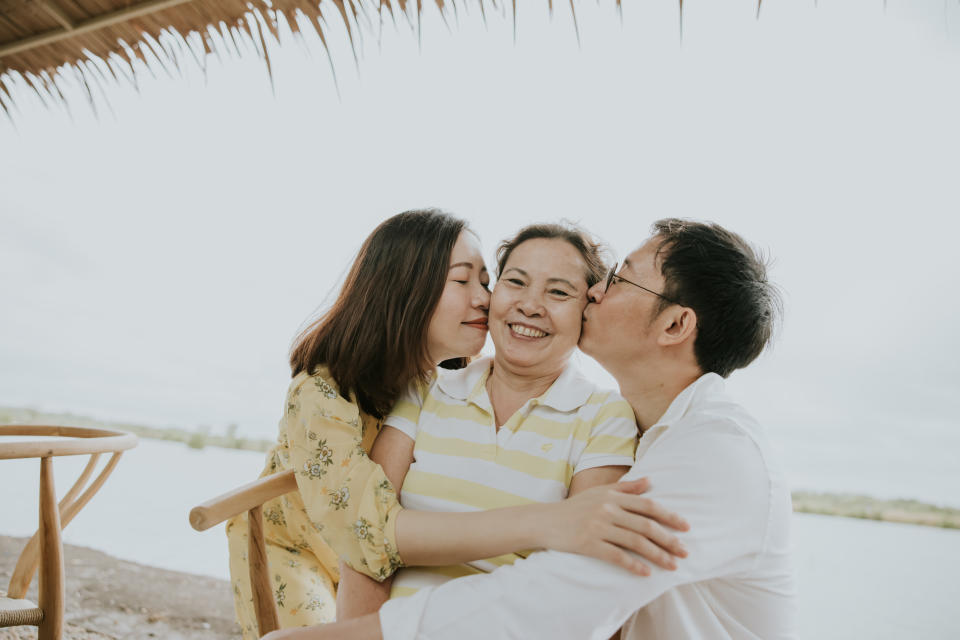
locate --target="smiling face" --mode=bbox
[425,231,491,364]
[489,237,590,375]
[580,237,665,374]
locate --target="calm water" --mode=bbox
[1,439,958,639]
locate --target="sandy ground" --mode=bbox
[0,536,240,640]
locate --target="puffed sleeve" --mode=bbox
[574,392,638,475]
[286,375,405,581]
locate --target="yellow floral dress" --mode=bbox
[226,367,403,639]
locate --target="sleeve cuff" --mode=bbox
[383,416,418,441]
[573,454,635,476]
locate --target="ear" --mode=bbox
[656,306,698,348]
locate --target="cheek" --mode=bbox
[429,287,461,335]
[489,289,510,321]
[554,301,587,340]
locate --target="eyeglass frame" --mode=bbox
[603,262,680,305]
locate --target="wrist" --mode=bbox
[518,502,553,550]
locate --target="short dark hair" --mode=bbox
[290,209,468,418]
[651,218,781,378]
[495,222,610,288]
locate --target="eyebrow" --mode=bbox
[547,278,579,291]
[449,262,476,270]
[503,267,579,292]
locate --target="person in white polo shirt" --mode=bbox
[266,218,797,640]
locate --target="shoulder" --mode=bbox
[638,400,788,524]
[581,387,635,424]
[679,395,778,473]
[287,367,361,425]
[435,355,492,401]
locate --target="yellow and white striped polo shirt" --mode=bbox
[383,355,638,597]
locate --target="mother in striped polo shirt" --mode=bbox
[337,223,662,616]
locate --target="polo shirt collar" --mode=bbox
[651,372,725,431]
[437,356,494,403]
[536,359,594,412]
[436,355,595,412]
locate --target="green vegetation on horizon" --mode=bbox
[791,492,960,530]
[4,406,959,530]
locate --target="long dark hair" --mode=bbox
[290,209,468,418]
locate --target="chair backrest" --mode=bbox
[190,468,297,637]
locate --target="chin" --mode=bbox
[578,332,595,356]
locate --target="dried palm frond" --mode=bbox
[0,0,603,115]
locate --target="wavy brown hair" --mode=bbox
[290,209,468,418]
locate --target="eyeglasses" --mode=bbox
[603,263,678,305]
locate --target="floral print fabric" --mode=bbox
[226,367,404,638]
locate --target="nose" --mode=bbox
[516,288,545,317]
[587,281,605,304]
[473,283,490,310]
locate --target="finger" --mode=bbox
[593,542,652,576]
[617,493,690,532]
[613,511,688,559]
[614,477,650,494]
[605,526,678,571]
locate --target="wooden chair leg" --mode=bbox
[38,457,64,640]
[248,505,280,637]
[8,452,121,599]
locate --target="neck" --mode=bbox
[487,355,565,426]
[613,358,702,433]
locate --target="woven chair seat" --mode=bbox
[0,595,44,627]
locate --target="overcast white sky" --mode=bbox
[1,1,959,500]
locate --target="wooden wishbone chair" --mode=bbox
[189,467,298,637]
[0,424,137,640]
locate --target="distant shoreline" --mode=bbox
[0,405,275,453]
[4,406,959,531]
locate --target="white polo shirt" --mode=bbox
[379,373,798,640]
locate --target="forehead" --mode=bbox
[623,237,664,280]
[450,231,484,261]
[504,238,588,281]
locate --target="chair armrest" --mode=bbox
[189,469,297,531]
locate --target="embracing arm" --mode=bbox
[337,432,654,617]
[369,425,780,640]
[286,378,403,580]
[380,430,683,571]
[336,427,417,619]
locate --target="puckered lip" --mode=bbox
[462,317,489,328]
[507,321,550,336]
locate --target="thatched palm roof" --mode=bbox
[0,0,620,115]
